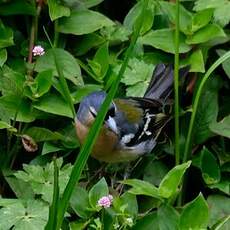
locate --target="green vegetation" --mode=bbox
[0,0,229,229]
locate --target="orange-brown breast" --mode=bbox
[75,118,120,162]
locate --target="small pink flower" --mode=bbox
[97,195,113,208]
[32,45,45,56]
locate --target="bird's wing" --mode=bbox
[114,98,170,147]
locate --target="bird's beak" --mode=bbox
[106,116,119,134]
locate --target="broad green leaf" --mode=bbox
[58,10,114,35]
[0,95,36,122]
[33,93,73,118]
[3,173,34,199]
[70,186,91,219]
[193,77,222,144]
[42,142,65,155]
[209,176,230,196]
[35,48,82,86]
[207,195,230,229]
[113,192,138,217]
[157,204,179,230]
[0,120,17,132]
[122,179,161,200]
[88,177,109,209]
[133,211,159,230]
[191,9,213,33]
[159,161,191,198]
[29,70,53,98]
[181,49,205,73]
[179,193,209,229]
[100,24,131,43]
[124,0,155,34]
[186,24,226,44]
[79,0,104,8]
[194,0,230,27]
[88,42,109,79]
[0,48,7,67]
[0,65,25,96]
[159,1,192,34]
[15,159,72,203]
[0,199,48,230]
[72,84,102,103]
[70,221,88,230]
[74,33,105,56]
[47,0,70,21]
[0,20,14,49]
[141,28,191,54]
[216,49,230,79]
[0,0,36,16]
[210,115,230,139]
[193,147,221,184]
[114,58,154,97]
[144,160,169,187]
[23,127,64,142]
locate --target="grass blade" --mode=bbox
[55,1,149,229]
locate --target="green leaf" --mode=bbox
[0,20,14,49]
[29,70,53,98]
[88,178,109,209]
[159,1,192,34]
[133,211,159,230]
[47,0,70,21]
[144,160,169,187]
[0,95,36,122]
[0,48,7,67]
[159,161,191,198]
[0,199,49,230]
[194,0,230,27]
[33,93,73,118]
[88,42,109,79]
[211,216,230,230]
[0,65,25,96]
[41,142,65,155]
[58,10,114,35]
[181,49,205,73]
[0,120,17,132]
[70,186,91,219]
[141,28,191,54]
[35,48,82,86]
[3,172,34,199]
[191,9,214,33]
[193,147,221,184]
[15,159,72,203]
[0,0,36,16]
[122,179,161,200]
[124,0,155,34]
[216,49,230,79]
[186,24,226,44]
[78,0,104,8]
[207,195,230,229]
[193,77,222,144]
[74,33,105,56]
[210,115,230,138]
[23,127,64,142]
[179,193,209,230]
[157,204,179,230]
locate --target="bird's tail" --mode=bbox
[144,64,189,100]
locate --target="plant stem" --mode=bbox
[183,51,230,163]
[53,20,59,48]
[174,0,180,165]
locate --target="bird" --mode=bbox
[75,64,188,163]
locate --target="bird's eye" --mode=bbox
[89,106,97,117]
[105,107,115,120]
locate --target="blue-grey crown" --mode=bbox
[76,91,107,122]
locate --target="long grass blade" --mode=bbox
[55,1,149,229]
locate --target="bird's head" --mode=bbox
[76,91,117,132]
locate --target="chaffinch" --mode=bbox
[75,64,188,163]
